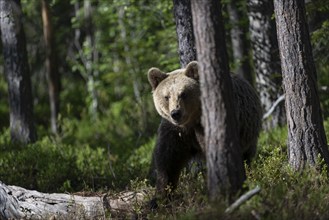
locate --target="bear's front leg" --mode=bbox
[152,119,197,199]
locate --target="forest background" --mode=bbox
[0,0,329,218]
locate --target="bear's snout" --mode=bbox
[170,109,182,121]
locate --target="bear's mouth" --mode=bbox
[170,117,182,124]
[170,116,189,127]
[171,119,183,126]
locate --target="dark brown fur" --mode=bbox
[148,61,262,201]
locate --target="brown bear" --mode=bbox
[148,61,262,199]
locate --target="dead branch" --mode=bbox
[262,95,285,120]
[225,186,261,214]
[319,86,328,93]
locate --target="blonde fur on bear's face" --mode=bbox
[148,61,201,128]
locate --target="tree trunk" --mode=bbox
[191,0,245,201]
[0,0,37,144]
[227,1,253,86]
[173,0,203,175]
[41,0,60,134]
[84,0,98,120]
[247,0,285,130]
[173,0,197,68]
[273,0,329,170]
[118,6,142,105]
[0,181,145,219]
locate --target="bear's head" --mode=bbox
[148,61,201,128]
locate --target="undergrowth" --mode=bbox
[144,122,329,219]
[1,120,329,219]
[0,116,155,192]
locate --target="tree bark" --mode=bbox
[227,1,253,86]
[0,181,145,219]
[0,0,37,144]
[247,0,285,130]
[273,0,329,170]
[41,0,60,134]
[173,0,203,175]
[191,0,245,201]
[173,0,197,68]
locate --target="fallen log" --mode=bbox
[0,181,147,219]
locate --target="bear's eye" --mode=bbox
[180,92,187,99]
[164,95,170,101]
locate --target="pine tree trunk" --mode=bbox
[191,0,245,201]
[227,1,253,85]
[248,0,285,129]
[41,0,60,134]
[0,0,37,144]
[173,0,203,174]
[274,0,329,170]
[173,0,197,68]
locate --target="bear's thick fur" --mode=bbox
[148,61,262,196]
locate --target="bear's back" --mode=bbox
[231,74,262,156]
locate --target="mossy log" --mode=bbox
[0,181,146,219]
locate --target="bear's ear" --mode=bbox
[148,68,168,90]
[185,61,199,81]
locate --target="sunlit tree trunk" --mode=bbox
[248,0,285,129]
[117,6,148,134]
[274,0,329,170]
[41,0,60,134]
[191,0,245,201]
[173,0,196,68]
[84,0,98,119]
[227,0,253,85]
[118,7,142,104]
[0,0,37,144]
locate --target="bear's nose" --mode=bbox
[171,109,182,121]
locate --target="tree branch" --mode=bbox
[319,86,328,93]
[225,186,261,214]
[262,95,285,120]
